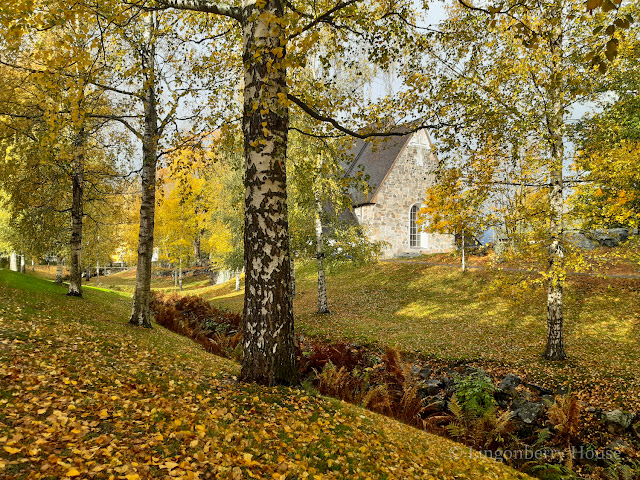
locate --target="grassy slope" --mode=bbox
[0,269,528,480]
[186,260,640,412]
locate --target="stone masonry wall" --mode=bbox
[354,141,455,258]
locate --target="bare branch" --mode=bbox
[287,93,455,138]
[289,0,359,40]
[154,0,242,21]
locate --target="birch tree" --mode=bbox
[153,0,425,385]
[416,0,603,360]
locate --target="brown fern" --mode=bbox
[547,393,582,446]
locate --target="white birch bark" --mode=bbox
[130,12,159,328]
[239,0,298,385]
[67,127,87,297]
[544,6,567,361]
[9,252,18,272]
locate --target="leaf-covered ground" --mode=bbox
[0,269,529,479]
[186,259,640,413]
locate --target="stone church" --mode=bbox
[342,128,455,258]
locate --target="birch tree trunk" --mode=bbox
[544,18,567,361]
[130,12,158,328]
[9,252,18,272]
[67,127,86,297]
[461,233,466,273]
[315,200,329,314]
[239,0,298,385]
[55,259,63,284]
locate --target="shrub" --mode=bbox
[453,371,496,417]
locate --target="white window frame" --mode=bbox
[409,204,421,248]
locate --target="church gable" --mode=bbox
[346,129,455,257]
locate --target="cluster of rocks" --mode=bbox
[567,228,638,250]
[410,363,639,464]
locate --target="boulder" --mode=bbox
[494,389,512,409]
[424,395,446,414]
[514,401,545,424]
[567,232,599,251]
[418,365,432,379]
[499,373,522,393]
[525,382,553,396]
[412,365,432,380]
[604,410,635,434]
[590,228,631,247]
[421,378,443,396]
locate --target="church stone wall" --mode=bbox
[354,141,455,258]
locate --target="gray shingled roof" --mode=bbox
[342,133,413,207]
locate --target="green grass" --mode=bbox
[0,268,529,479]
[179,259,640,412]
[98,269,210,294]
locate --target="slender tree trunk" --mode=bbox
[55,259,63,284]
[9,252,18,272]
[194,235,201,263]
[239,0,298,386]
[461,233,466,273]
[96,258,100,283]
[235,270,240,291]
[20,255,25,274]
[544,21,567,361]
[179,259,183,291]
[130,12,158,328]
[315,199,329,314]
[67,127,86,297]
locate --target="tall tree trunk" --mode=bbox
[179,259,183,291]
[67,127,86,297]
[544,20,567,361]
[239,0,298,386]
[461,233,466,273]
[315,199,329,314]
[20,254,25,274]
[55,258,64,284]
[9,252,18,272]
[96,258,100,283]
[130,12,158,328]
[194,235,201,264]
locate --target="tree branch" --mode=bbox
[154,0,242,22]
[289,0,360,40]
[287,93,454,138]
